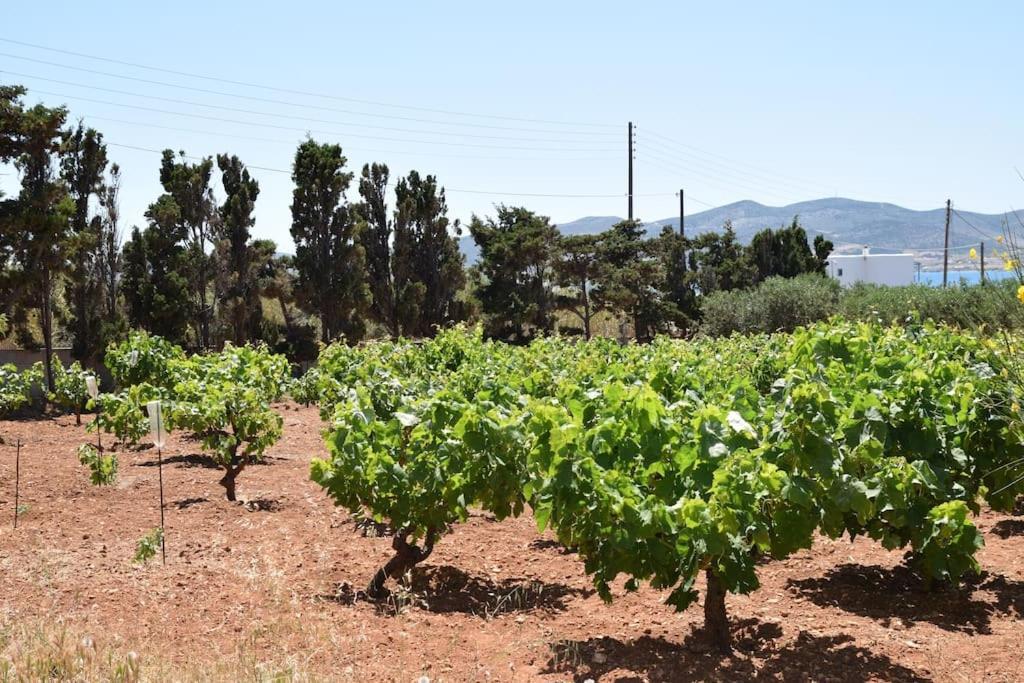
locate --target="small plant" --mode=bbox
[0,362,42,416]
[133,528,163,564]
[77,443,118,486]
[89,384,162,447]
[48,359,93,424]
[171,344,289,501]
[16,503,29,518]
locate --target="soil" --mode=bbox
[1,404,1023,682]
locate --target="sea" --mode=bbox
[916,270,1017,287]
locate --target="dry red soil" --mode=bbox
[1,404,1023,682]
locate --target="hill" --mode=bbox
[458,198,1010,263]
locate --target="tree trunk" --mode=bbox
[219,459,246,502]
[41,269,55,394]
[366,527,437,598]
[704,567,731,652]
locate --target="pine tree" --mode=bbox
[289,139,369,343]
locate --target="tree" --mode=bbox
[215,154,262,345]
[394,171,464,336]
[688,222,757,296]
[289,139,369,343]
[652,226,699,333]
[469,205,559,341]
[813,234,834,272]
[96,163,125,332]
[61,123,109,362]
[553,233,604,339]
[747,217,831,283]
[0,85,28,323]
[355,163,412,337]
[2,100,74,390]
[122,197,192,344]
[157,150,217,349]
[592,220,671,342]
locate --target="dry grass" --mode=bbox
[0,619,313,682]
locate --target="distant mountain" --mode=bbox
[458,198,1010,263]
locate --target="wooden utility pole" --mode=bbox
[679,188,685,237]
[980,242,986,284]
[942,199,952,287]
[627,122,634,221]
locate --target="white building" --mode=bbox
[826,248,915,287]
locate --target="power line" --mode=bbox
[1,67,618,144]
[85,114,618,162]
[635,146,795,204]
[0,52,618,137]
[639,134,829,198]
[951,208,999,242]
[0,37,617,128]
[106,141,673,199]
[25,88,619,153]
[634,158,726,207]
[643,128,836,196]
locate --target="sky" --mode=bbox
[1,1,1022,252]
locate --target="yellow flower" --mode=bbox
[1018,284,1024,304]
[998,235,1005,244]
[1006,259,1018,272]
[970,247,978,259]
[1013,402,1021,414]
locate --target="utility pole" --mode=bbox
[679,188,685,237]
[980,242,986,284]
[627,121,634,221]
[942,198,951,288]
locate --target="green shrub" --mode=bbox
[838,279,1024,331]
[48,359,93,424]
[699,274,840,336]
[0,362,42,416]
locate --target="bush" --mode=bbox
[48,359,93,424]
[0,362,42,416]
[105,331,185,390]
[699,274,840,336]
[838,279,1024,330]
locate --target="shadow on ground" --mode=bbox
[544,619,930,682]
[320,564,592,618]
[138,453,220,469]
[787,563,1024,635]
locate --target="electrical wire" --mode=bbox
[644,128,837,196]
[1,68,618,144]
[951,208,1000,242]
[635,149,795,204]
[84,114,618,162]
[0,52,618,136]
[25,88,619,153]
[105,141,674,199]
[0,37,617,128]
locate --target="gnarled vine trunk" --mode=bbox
[219,456,246,502]
[366,527,438,598]
[704,567,731,652]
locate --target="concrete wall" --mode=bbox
[0,348,73,372]
[826,253,916,287]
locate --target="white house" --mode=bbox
[826,248,915,287]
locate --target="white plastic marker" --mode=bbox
[85,375,101,451]
[13,438,20,530]
[145,400,167,564]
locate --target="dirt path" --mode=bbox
[1,405,1023,681]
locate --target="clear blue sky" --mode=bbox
[1,1,1021,251]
